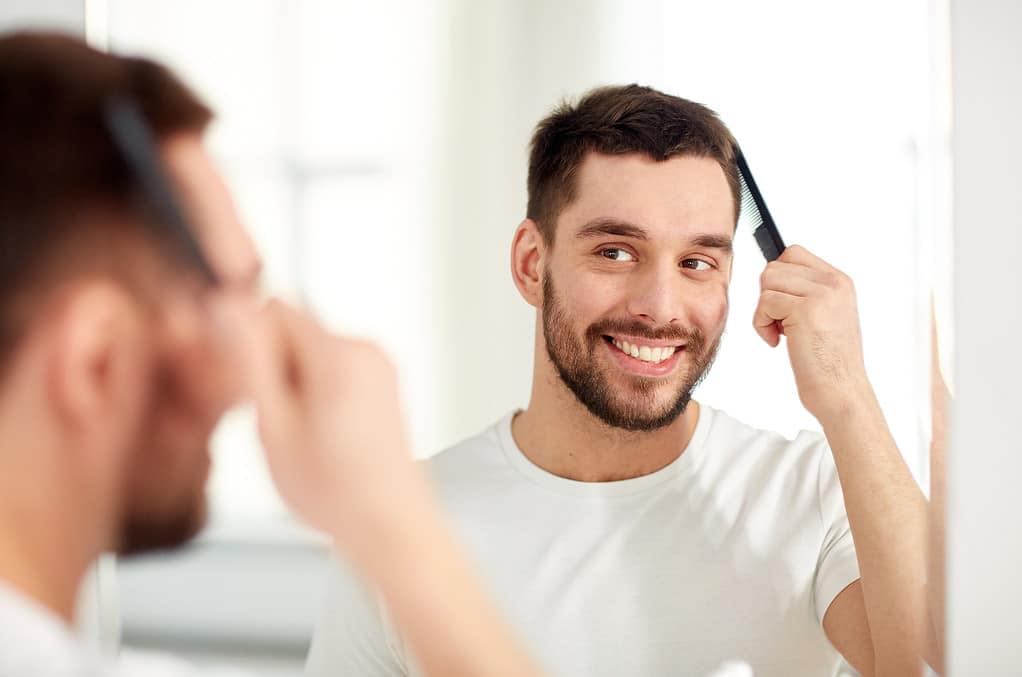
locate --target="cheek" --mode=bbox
[132,379,213,483]
[688,285,729,333]
[559,267,628,321]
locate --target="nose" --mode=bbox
[625,260,683,326]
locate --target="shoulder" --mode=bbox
[306,555,408,676]
[421,414,515,490]
[696,405,831,507]
[701,404,828,469]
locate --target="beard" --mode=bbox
[117,493,207,556]
[115,362,213,557]
[542,274,721,432]
[116,436,209,556]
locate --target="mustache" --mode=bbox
[585,319,705,347]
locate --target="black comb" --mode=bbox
[736,148,785,262]
[103,96,219,285]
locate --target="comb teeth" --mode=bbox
[735,148,786,262]
[738,170,764,229]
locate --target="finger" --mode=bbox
[243,300,331,486]
[760,261,830,298]
[265,299,340,394]
[778,244,841,274]
[214,297,298,444]
[753,290,800,346]
[755,318,781,347]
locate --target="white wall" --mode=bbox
[947,0,1022,672]
[0,0,84,33]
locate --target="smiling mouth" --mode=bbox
[603,336,684,364]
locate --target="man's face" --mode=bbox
[117,134,261,554]
[540,152,734,432]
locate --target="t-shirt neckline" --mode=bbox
[496,403,714,498]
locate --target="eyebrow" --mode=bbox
[690,234,734,255]
[575,218,650,241]
[575,217,734,255]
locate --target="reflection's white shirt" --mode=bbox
[0,580,247,677]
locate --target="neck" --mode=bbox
[513,355,701,482]
[0,416,106,623]
[0,500,91,623]
[0,474,98,621]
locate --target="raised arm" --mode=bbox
[754,245,939,675]
[225,298,542,677]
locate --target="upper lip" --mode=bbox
[605,334,686,349]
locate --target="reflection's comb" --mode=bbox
[736,148,786,262]
[103,96,219,285]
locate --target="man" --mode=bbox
[0,33,539,677]
[308,85,940,676]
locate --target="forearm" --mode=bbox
[927,421,946,672]
[927,328,949,670]
[333,474,541,677]
[819,385,928,676]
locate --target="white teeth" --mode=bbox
[610,339,679,364]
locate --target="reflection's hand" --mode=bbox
[753,245,870,423]
[229,299,420,546]
[218,298,544,677]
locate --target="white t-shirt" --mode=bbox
[306,404,861,677]
[0,580,247,677]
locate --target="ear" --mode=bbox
[510,219,546,309]
[47,282,148,432]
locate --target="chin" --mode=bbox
[598,402,690,433]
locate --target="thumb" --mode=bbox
[752,309,782,348]
[212,296,297,448]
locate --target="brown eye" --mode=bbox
[682,259,713,271]
[601,248,635,262]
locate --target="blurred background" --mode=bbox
[1,0,975,675]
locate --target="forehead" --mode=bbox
[159,134,261,289]
[558,152,735,243]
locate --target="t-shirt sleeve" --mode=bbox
[812,437,862,625]
[305,553,409,677]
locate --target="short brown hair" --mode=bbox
[0,32,213,368]
[526,84,740,243]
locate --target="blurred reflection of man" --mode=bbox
[309,85,940,676]
[0,32,539,677]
